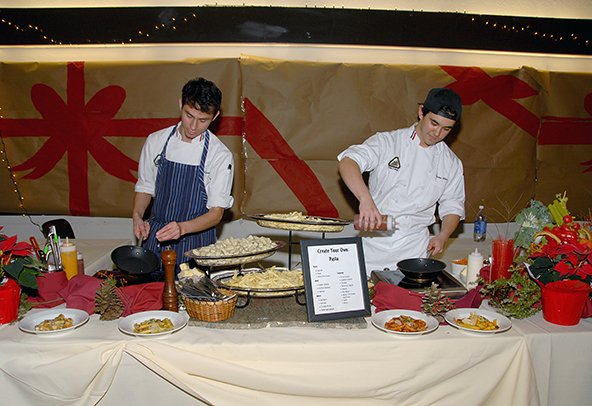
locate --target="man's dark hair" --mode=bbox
[182,77,222,115]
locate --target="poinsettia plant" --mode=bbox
[528,241,592,285]
[0,227,42,290]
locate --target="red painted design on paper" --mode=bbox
[2,62,242,215]
[440,65,540,137]
[243,97,339,217]
[441,66,592,173]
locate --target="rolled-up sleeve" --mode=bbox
[337,132,386,173]
[134,131,165,196]
[205,140,234,209]
[437,157,466,221]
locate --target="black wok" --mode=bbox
[111,245,160,274]
[397,258,446,282]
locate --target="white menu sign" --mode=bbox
[300,238,371,322]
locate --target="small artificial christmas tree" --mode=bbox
[421,282,455,323]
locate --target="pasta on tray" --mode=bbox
[186,235,282,266]
[250,211,348,232]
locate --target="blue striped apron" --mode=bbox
[144,125,216,275]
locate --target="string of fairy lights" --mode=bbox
[0,6,589,48]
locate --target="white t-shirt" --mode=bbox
[135,123,234,209]
[337,123,465,273]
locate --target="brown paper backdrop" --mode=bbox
[0,59,243,218]
[1,56,591,223]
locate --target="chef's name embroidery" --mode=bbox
[388,157,401,170]
[436,174,448,181]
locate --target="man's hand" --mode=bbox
[133,219,150,241]
[426,234,446,256]
[357,199,383,231]
[132,192,153,241]
[426,214,461,256]
[338,157,383,231]
[155,221,182,242]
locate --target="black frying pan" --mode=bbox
[397,258,446,282]
[111,245,160,275]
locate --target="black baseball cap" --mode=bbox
[421,88,463,121]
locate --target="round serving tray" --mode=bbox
[248,214,351,232]
[185,241,286,266]
[212,268,304,298]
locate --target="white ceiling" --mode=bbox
[1,0,591,20]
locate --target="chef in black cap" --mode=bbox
[338,88,466,277]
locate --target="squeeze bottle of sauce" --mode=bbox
[77,251,85,275]
[354,214,397,231]
[466,248,484,288]
[60,238,78,280]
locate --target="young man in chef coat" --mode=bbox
[132,77,234,275]
[337,88,465,276]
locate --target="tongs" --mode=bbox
[178,275,228,302]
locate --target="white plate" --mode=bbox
[372,309,439,336]
[19,308,90,335]
[445,308,512,334]
[118,310,188,337]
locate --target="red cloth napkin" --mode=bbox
[27,272,68,308]
[29,273,164,315]
[372,281,483,315]
[372,282,423,313]
[455,287,483,308]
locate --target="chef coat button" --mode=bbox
[421,186,425,190]
[406,163,410,167]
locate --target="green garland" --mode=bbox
[478,262,542,319]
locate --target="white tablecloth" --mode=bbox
[512,314,592,406]
[435,238,592,406]
[5,238,591,405]
[0,311,539,406]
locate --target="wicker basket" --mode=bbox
[182,288,238,322]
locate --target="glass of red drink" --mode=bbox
[491,238,514,281]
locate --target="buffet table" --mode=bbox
[0,309,539,406]
[2,237,591,405]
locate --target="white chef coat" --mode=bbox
[337,123,465,275]
[135,123,234,210]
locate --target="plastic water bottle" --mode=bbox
[473,206,487,242]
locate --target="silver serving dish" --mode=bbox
[212,267,304,297]
[248,214,350,232]
[184,241,286,266]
